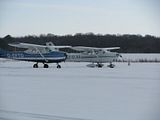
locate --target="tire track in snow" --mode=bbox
[0,109,91,120]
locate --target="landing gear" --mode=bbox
[97,63,104,68]
[86,63,104,68]
[43,64,49,68]
[57,64,61,68]
[32,63,61,68]
[33,63,49,68]
[33,63,38,68]
[108,62,115,68]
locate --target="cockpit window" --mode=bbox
[45,47,52,52]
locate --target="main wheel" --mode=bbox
[33,64,38,68]
[44,64,49,68]
[57,64,61,68]
[97,63,104,68]
[108,64,115,68]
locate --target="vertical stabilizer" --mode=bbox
[46,42,55,46]
[46,42,57,51]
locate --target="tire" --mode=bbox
[33,64,38,68]
[44,64,49,68]
[57,65,61,68]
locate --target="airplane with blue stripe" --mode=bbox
[0,43,69,68]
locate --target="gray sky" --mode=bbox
[0,0,160,37]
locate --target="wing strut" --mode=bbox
[35,47,48,62]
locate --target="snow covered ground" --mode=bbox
[0,60,160,120]
[121,53,160,62]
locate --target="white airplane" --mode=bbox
[66,46,121,68]
[2,42,121,68]
[43,42,121,68]
[0,42,71,68]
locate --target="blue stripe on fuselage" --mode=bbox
[0,49,66,59]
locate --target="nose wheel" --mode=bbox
[108,62,115,68]
[57,63,61,68]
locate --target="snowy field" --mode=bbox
[0,60,160,120]
[121,53,160,62]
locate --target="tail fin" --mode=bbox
[46,42,57,51]
[46,42,55,46]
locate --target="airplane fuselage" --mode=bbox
[66,51,119,63]
[0,49,66,63]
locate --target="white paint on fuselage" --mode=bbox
[66,51,118,63]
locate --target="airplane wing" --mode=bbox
[9,42,71,50]
[9,42,119,53]
[8,43,46,49]
[71,46,120,52]
[48,46,71,49]
[102,47,120,51]
[9,42,72,55]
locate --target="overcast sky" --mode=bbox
[0,0,160,37]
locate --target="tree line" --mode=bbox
[0,33,160,53]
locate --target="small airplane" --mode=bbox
[66,46,121,68]
[43,42,122,68]
[0,42,70,68]
[41,42,121,68]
